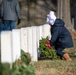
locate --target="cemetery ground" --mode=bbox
[0,31,76,75]
[34,31,76,75]
[34,59,76,75]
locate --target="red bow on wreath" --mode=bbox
[45,41,52,49]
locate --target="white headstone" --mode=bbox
[21,28,28,52]
[27,27,33,59]
[42,24,51,39]
[12,29,21,62]
[1,31,12,63]
[38,25,43,39]
[36,26,43,57]
[32,26,38,61]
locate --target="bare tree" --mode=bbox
[57,0,73,29]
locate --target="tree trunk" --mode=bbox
[57,0,73,29]
[0,0,2,4]
[57,0,63,18]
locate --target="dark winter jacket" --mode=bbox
[0,0,21,20]
[50,18,74,48]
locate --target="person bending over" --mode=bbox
[47,11,74,61]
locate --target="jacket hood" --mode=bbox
[54,18,65,27]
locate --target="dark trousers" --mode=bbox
[3,20,16,30]
[54,45,65,57]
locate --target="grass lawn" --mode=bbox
[33,39,76,75]
[34,59,76,75]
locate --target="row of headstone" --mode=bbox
[1,24,51,64]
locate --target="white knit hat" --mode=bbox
[47,11,56,25]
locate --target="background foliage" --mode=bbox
[0,50,36,75]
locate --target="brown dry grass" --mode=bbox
[34,58,76,75]
[33,31,76,75]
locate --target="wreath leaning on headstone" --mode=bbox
[39,36,60,59]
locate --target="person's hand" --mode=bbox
[45,41,50,46]
[45,41,52,49]
[48,45,52,49]
[1,17,3,23]
[17,19,21,25]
